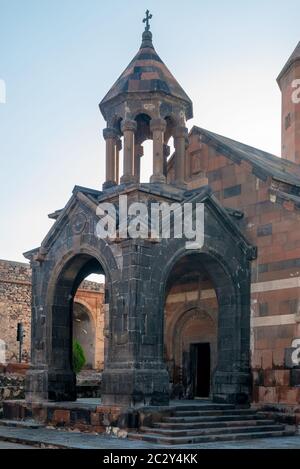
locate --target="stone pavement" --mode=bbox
[0,425,299,449]
[0,441,37,449]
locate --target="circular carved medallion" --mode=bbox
[72,213,87,234]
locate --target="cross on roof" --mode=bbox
[143,9,152,32]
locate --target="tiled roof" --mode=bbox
[192,127,300,187]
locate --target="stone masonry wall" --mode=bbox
[0,259,105,368]
[0,260,31,363]
[168,132,300,406]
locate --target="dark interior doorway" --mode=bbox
[190,343,211,398]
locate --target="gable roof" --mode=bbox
[191,126,300,188]
[23,183,256,262]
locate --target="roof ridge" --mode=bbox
[191,126,300,187]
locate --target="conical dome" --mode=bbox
[100,30,193,120]
[277,41,300,83]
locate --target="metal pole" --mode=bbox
[19,338,22,363]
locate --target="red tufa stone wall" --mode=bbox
[278,60,300,165]
[168,131,300,406]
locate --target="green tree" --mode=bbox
[72,340,86,374]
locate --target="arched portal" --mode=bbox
[163,249,251,404]
[167,307,217,399]
[48,253,108,401]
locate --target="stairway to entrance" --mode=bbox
[128,401,295,445]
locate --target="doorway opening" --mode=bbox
[164,252,218,400]
[49,253,108,401]
[190,343,211,398]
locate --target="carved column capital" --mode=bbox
[121,119,137,133]
[103,127,119,141]
[150,118,167,133]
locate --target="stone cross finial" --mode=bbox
[143,9,152,32]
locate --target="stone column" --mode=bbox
[115,139,122,185]
[174,126,188,186]
[150,118,167,183]
[120,120,137,184]
[103,128,118,190]
[134,144,144,182]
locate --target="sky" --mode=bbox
[0,0,299,263]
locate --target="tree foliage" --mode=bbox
[73,340,86,374]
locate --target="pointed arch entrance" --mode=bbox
[166,307,217,399]
[47,253,108,401]
[162,249,252,404]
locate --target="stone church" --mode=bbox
[2,17,300,434]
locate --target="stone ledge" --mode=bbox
[2,400,130,434]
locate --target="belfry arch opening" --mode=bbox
[133,113,177,183]
[134,113,151,182]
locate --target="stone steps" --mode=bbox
[160,413,266,424]
[128,429,295,445]
[167,403,235,412]
[152,419,277,430]
[169,409,257,417]
[163,412,258,424]
[129,402,296,445]
[140,423,285,438]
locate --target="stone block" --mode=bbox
[274,370,290,386]
[53,409,70,425]
[262,350,273,369]
[258,386,278,403]
[264,370,276,386]
[278,386,298,404]
[90,412,101,426]
[272,349,285,367]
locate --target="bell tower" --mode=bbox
[277,41,300,164]
[100,11,193,189]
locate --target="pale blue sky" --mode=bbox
[0,0,299,262]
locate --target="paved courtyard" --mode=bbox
[0,425,299,449]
